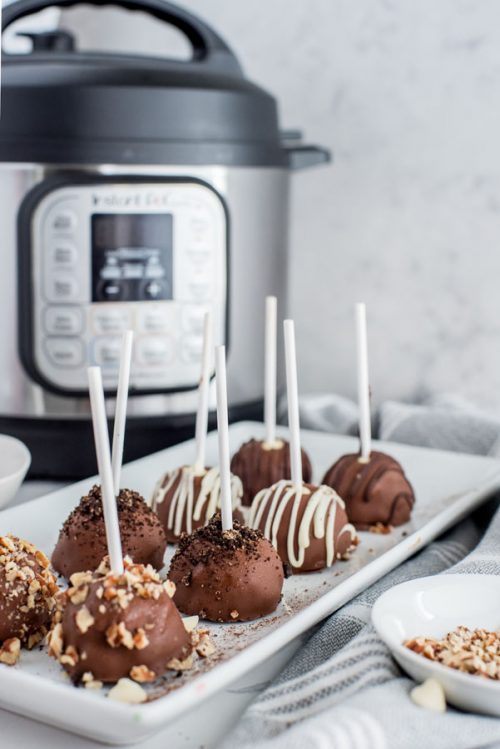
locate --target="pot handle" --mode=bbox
[286,145,332,170]
[1,0,242,72]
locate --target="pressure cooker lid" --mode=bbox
[0,0,291,166]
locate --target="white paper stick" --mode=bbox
[215,345,233,531]
[264,296,277,445]
[88,366,124,575]
[355,303,372,461]
[194,312,213,474]
[111,330,134,494]
[283,320,303,489]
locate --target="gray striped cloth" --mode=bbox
[225,394,500,749]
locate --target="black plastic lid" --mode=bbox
[0,0,299,166]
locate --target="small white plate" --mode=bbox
[0,434,31,509]
[372,574,500,716]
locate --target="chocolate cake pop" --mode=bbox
[230,438,313,506]
[0,535,58,663]
[52,486,167,579]
[168,514,284,622]
[321,451,415,530]
[152,466,244,543]
[249,480,357,573]
[48,556,192,684]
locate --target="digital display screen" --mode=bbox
[91,213,173,303]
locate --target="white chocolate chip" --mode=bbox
[410,678,446,713]
[108,678,147,704]
[163,579,176,598]
[182,616,199,633]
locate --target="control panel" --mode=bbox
[24,179,227,394]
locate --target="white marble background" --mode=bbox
[32,0,500,410]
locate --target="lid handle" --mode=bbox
[2,0,242,72]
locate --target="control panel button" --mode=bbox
[141,279,170,300]
[46,274,79,302]
[181,336,204,365]
[136,337,174,367]
[51,243,78,268]
[96,280,126,302]
[182,305,209,334]
[49,209,78,233]
[137,305,170,333]
[91,306,131,335]
[188,281,213,301]
[45,338,84,368]
[93,338,122,368]
[44,306,84,336]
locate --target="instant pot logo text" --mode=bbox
[92,192,171,209]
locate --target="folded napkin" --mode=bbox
[224,393,500,749]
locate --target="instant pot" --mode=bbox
[0,0,330,478]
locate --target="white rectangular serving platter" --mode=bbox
[1,420,500,745]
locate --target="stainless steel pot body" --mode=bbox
[0,162,289,423]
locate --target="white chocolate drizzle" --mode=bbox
[248,480,356,568]
[152,465,244,538]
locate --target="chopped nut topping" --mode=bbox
[47,623,64,659]
[195,632,216,658]
[230,610,239,620]
[130,664,156,683]
[69,585,89,605]
[167,654,193,671]
[405,626,500,680]
[69,571,93,588]
[0,638,21,666]
[106,621,134,650]
[133,628,149,650]
[75,606,95,634]
[60,645,79,667]
[27,630,44,650]
[369,522,393,535]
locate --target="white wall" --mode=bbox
[61,0,500,410]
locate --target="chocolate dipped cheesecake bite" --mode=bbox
[322,451,415,530]
[0,535,58,664]
[249,480,357,573]
[52,485,167,579]
[230,438,312,506]
[48,556,191,685]
[168,514,284,622]
[152,465,244,543]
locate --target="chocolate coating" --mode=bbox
[152,465,244,543]
[321,451,415,530]
[249,481,357,573]
[231,439,313,506]
[168,514,284,622]
[48,558,191,684]
[52,486,167,579]
[0,535,58,647]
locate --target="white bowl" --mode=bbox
[0,435,31,509]
[372,574,500,716]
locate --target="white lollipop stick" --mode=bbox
[111,330,134,494]
[215,345,233,531]
[356,303,372,461]
[88,366,124,575]
[194,311,213,474]
[283,320,303,489]
[264,296,277,446]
